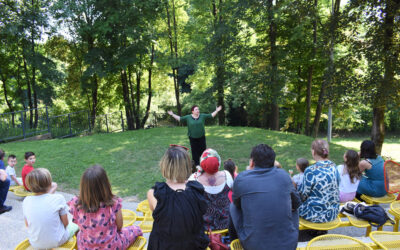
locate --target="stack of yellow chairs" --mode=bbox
[122,209,137,227]
[11,186,35,197]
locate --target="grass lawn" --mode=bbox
[2,126,398,199]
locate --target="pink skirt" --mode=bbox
[340,191,356,203]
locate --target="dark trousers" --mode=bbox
[189,136,206,166]
[0,177,10,207]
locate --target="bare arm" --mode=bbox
[0,170,7,182]
[24,218,29,227]
[147,189,157,211]
[359,160,372,172]
[211,106,222,117]
[11,175,21,186]
[116,209,123,231]
[168,110,181,121]
[60,214,69,228]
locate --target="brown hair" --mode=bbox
[312,139,329,158]
[78,165,115,213]
[25,168,52,193]
[191,105,199,112]
[344,150,361,183]
[223,159,236,179]
[296,158,309,172]
[160,146,192,183]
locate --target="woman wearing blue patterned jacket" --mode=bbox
[298,139,340,223]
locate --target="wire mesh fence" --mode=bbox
[92,111,124,134]
[49,110,91,138]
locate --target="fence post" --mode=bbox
[68,114,72,136]
[105,114,109,133]
[45,106,51,135]
[120,111,124,132]
[21,111,26,139]
[87,110,92,132]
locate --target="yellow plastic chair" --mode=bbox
[389,200,400,232]
[299,217,342,230]
[205,228,229,236]
[361,193,396,205]
[369,231,400,250]
[230,239,243,250]
[126,236,147,250]
[137,200,151,214]
[15,236,76,250]
[138,212,153,233]
[122,209,137,227]
[13,186,35,197]
[8,185,23,192]
[306,234,373,249]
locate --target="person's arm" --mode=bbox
[359,159,372,172]
[0,169,7,182]
[48,182,58,194]
[60,213,69,228]
[116,209,123,231]
[298,169,312,201]
[211,106,222,117]
[168,110,181,121]
[24,218,29,227]
[147,189,157,211]
[11,175,21,186]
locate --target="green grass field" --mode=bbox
[2,126,399,199]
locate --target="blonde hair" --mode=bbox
[78,165,114,213]
[25,168,52,193]
[160,147,192,182]
[312,139,329,158]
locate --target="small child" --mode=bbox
[22,168,78,249]
[224,159,238,203]
[337,150,361,202]
[21,152,57,192]
[6,155,22,186]
[292,158,309,188]
[68,165,142,249]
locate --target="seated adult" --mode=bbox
[356,140,387,198]
[298,139,340,223]
[189,148,233,230]
[230,144,300,249]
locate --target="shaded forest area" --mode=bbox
[1,0,399,153]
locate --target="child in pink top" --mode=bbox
[224,159,238,203]
[68,165,142,250]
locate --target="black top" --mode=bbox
[148,181,210,250]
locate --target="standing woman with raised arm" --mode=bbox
[168,105,222,166]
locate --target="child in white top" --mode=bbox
[22,168,78,249]
[5,155,22,186]
[337,150,361,202]
[292,158,309,189]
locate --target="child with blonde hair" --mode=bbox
[147,146,209,249]
[68,165,142,249]
[22,168,78,249]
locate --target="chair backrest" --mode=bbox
[306,234,372,249]
[384,160,400,193]
[230,239,243,250]
[122,209,137,227]
[369,231,400,250]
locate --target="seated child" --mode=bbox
[22,168,78,249]
[224,159,238,203]
[292,158,309,188]
[338,150,361,202]
[22,152,57,193]
[147,146,209,249]
[68,165,142,249]
[6,155,22,186]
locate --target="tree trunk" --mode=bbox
[371,0,400,154]
[141,43,155,128]
[134,70,141,129]
[23,56,34,128]
[305,0,317,136]
[121,69,134,130]
[267,0,279,130]
[128,66,137,129]
[312,0,340,137]
[165,0,181,116]
[90,75,98,128]
[1,76,15,126]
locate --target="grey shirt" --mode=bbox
[231,166,300,250]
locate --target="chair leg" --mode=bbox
[366,226,372,236]
[394,218,399,232]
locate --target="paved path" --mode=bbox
[0,190,394,249]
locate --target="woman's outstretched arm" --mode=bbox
[168,110,181,121]
[211,106,222,117]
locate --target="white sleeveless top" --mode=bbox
[337,164,360,193]
[189,170,233,194]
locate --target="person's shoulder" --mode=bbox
[180,114,190,120]
[186,180,205,192]
[201,113,212,118]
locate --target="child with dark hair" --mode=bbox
[337,150,361,202]
[224,159,238,203]
[292,158,309,188]
[68,165,142,249]
[23,168,78,249]
[6,154,22,186]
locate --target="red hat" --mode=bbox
[200,149,221,174]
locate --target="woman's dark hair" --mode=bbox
[250,144,275,168]
[223,159,236,179]
[344,150,361,183]
[360,140,377,159]
[78,165,115,213]
[191,105,199,112]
